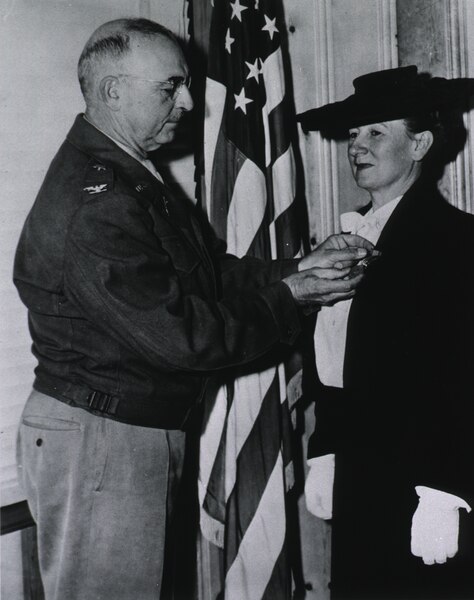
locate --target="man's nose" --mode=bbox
[176,84,194,112]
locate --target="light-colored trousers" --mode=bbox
[16,389,186,600]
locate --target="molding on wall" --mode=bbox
[377,0,399,70]
[445,0,473,213]
[311,0,338,240]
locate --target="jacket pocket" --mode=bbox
[160,235,201,274]
[21,415,82,431]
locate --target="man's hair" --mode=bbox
[78,18,177,102]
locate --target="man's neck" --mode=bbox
[84,111,148,159]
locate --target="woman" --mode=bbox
[298,66,474,599]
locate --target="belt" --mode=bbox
[33,378,195,430]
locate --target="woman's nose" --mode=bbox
[348,137,367,156]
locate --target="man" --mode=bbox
[13,18,371,600]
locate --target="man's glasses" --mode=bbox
[117,74,192,100]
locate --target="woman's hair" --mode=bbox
[404,110,467,180]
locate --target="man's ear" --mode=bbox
[99,76,121,110]
[412,130,434,162]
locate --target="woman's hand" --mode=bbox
[411,486,471,565]
[304,454,335,519]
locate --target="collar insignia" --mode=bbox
[83,184,108,194]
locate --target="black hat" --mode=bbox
[297,65,474,135]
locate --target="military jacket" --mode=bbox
[14,115,300,429]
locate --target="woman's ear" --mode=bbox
[99,76,121,111]
[412,130,434,161]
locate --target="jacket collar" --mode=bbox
[375,175,443,253]
[355,176,444,255]
[66,114,166,204]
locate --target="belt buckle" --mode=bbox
[87,390,113,413]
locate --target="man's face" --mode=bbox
[347,119,418,197]
[118,36,193,154]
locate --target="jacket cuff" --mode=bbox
[415,486,472,512]
[258,280,301,345]
[263,258,300,282]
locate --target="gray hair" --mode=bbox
[78,18,177,102]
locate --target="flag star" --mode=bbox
[262,14,279,39]
[245,58,262,82]
[230,0,248,22]
[225,28,235,54]
[234,87,253,114]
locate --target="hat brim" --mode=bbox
[297,77,474,136]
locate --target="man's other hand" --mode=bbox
[283,264,364,308]
[298,234,374,271]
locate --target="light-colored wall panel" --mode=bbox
[460,0,474,214]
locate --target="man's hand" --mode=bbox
[283,265,364,308]
[298,234,374,271]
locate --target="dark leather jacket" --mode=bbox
[14,115,300,429]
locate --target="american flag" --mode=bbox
[198,0,303,598]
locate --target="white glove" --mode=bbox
[304,453,335,519]
[411,485,471,565]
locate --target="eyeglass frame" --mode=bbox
[116,73,192,99]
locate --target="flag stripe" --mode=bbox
[209,130,246,240]
[272,148,296,220]
[204,78,227,216]
[225,371,281,565]
[274,201,301,258]
[261,48,285,115]
[224,453,287,600]
[227,158,267,255]
[224,367,275,500]
[267,97,294,166]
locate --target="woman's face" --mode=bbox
[347,119,420,200]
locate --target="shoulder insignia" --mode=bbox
[92,164,107,172]
[83,184,108,195]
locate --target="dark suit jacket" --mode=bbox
[306,176,474,598]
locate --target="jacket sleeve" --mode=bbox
[64,193,301,374]
[190,202,299,294]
